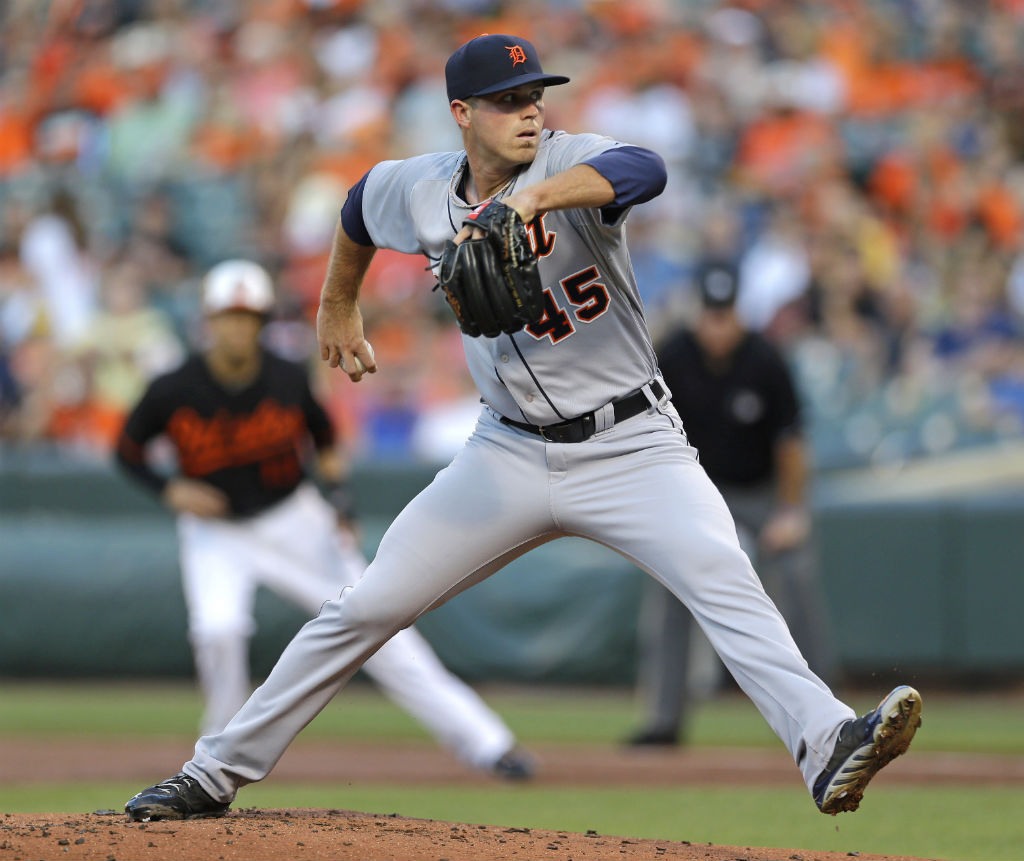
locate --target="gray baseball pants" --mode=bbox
[185,401,854,800]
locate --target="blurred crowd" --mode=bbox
[2,0,1024,467]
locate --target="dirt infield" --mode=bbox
[5,737,1016,860]
[0,808,934,861]
[3,736,1020,788]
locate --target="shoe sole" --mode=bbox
[125,803,228,822]
[818,686,923,815]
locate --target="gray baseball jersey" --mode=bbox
[362,130,657,424]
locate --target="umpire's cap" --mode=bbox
[203,259,274,315]
[446,34,570,103]
[696,260,740,309]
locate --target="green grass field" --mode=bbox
[2,680,1022,860]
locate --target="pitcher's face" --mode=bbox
[457,84,546,169]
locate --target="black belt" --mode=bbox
[499,380,666,443]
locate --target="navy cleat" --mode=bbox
[813,685,922,815]
[490,747,535,781]
[124,772,230,822]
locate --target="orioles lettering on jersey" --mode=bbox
[167,400,306,479]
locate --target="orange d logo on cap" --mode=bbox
[445,34,570,102]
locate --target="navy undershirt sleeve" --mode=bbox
[339,172,375,247]
[583,146,667,224]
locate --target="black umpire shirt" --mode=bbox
[658,329,802,487]
[115,350,334,517]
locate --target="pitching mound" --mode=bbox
[0,809,929,861]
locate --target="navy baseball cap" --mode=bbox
[445,34,570,103]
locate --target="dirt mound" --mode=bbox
[0,809,929,861]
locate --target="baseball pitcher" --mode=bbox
[126,35,920,822]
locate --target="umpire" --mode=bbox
[629,262,838,746]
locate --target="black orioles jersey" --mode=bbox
[115,350,334,517]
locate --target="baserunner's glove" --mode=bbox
[436,200,545,338]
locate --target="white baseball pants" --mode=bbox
[177,482,514,768]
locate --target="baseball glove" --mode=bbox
[436,200,544,338]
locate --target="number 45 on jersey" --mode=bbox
[523,216,610,344]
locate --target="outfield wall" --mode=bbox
[2,459,1023,682]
